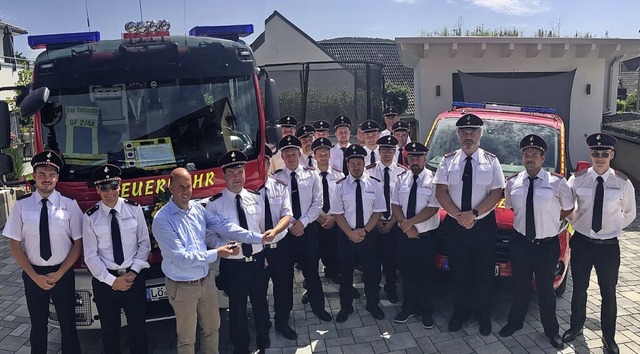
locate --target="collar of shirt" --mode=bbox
[34,189,60,206]
[284,164,304,177]
[376,161,397,174]
[99,197,123,216]
[222,188,252,202]
[166,198,194,214]
[414,168,428,183]
[364,146,378,154]
[515,169,550,188]
[347,173,370,186]
[587,167,612,182]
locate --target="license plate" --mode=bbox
[494,265,500,276]
[442,257,449,271]
[146,285,168,302]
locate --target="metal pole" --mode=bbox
[636,67,639,112]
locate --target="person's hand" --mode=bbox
[399,219,414,233]
[347,229,365,243]
[321,215,336,229]
[406,226,420,239]
[32,274,55,290]
[376,221,386,233]
[289,220,305,236]
[316,215,327,225]
[122,272,137,282]
[112,277,133,291]
[44,271,62,285]
[217,243,241,258]
[263,230,277,243]
[457,211,476,229]
[381,221,394,234]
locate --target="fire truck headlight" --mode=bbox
[148,20,158,32]
[158,20,171,31]
[136,21,149,34]
[125,21,137,33]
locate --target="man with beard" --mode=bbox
[391,142,440,328]
[434,113,505,336]
[329,115,352,175]
[499,135,573,350]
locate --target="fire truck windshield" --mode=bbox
[41,76,260,181]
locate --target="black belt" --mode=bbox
[222,252,264,263]
[167,275,208,285]
[264,243,278,249]
[575,232,618,245]
[107,268,132,276]
[533,235,558,245]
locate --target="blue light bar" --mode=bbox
[452,101,556,114]
[189,24,254,39]
[28,31,101,49]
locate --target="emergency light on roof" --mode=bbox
[28,31,100,50]
[452,101,556,115]
[189,24,254,40]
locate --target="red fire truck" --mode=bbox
[424,102,571,295]
[17,21,278,329]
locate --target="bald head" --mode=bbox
[170,168,190,184]
[169,168,192,210]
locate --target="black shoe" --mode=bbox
[386,289,399,304]
[336,307,353,323]
[562,327,583,343]
[366,303,385,320]
[421,315,434,329]
[393,310,416,323]
[499,323,522,337]
[313,308,333,322]
[479,317,491,336]
[275,323,297,340]
[352,286,360,299]
[448,313,466,332]
[301,290,309,304]
[602,338,619,354]
[549,334,564,350]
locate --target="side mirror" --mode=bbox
[0,102,11,149]
[20,86,50,118]
[263,72,280,124]
[0,153,13,176]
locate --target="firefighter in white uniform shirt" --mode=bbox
[206,150,270,353]
[268,115,297,175]
[312,120,331,139]
[329,114,352,175]
[499,135,573,350]
[331,144,387,323]
[380,106,411,144]
[83,164,150,354]
[392,120,411,166]
[366,135,408,304]
[361,120,381,165]
[391,142,440,329]
[297,124,316,168]
[563,133,636,354]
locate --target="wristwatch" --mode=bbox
[472,209,479,217]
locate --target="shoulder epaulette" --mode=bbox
[398,170,408,176]
[336,177,347,184]
[443,151,456,158]
[506,173,519,181]
[550,172,564,179]
[330,166,342,173]
[256,183,266,191]
[59,193,75,200]
[370,176,380,182]
[303,166,315,171]
[17,192,32,201]
[247,189,260,195]
[483,150,496,157]
[274,178,287,186]
[615,170,629,181]
[124,199,139,206]
[272,169,283,174]
[366,163,376,170]
[209,193,223,202]
[85,204,100,216]
[573,169,587,177]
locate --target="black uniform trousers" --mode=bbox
[220,253,270,353]
[398,230,437,317]
[337,229,382,310]
[507,232,560,338]
[443,212,497,320]
[378,222,399,292]
[316,221,340,280]
[569,232,620,341]
[288,223,326,312]
[92,271,147,354]
[23,265,80,354]
[264,238,292,327]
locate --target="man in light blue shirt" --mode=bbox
[152,167,271,354]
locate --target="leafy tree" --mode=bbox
[383,82,409,115]
[7,60,33,129]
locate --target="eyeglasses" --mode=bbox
[98,184,119,192]
[590,151,611,158]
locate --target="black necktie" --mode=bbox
[407,175,419,219]
[39,198,52,261]
[110,209,125,265]
[383,167,391,219]
[341,147,348,175]
[355,179,364,228]
[370,151,376,165]
[290,171,302,220]
[525,177,537,242]
[264,192,274,230]
[461,156,473,211]
[592,176,604,233]
[308,155,313,167]
[235,195,253,257]
[321,172,330,214]
[397,148,404,165]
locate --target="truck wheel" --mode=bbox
[555,272,568,296]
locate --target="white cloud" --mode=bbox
[465,0,551,16]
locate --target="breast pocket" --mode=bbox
[120,219,139,246]
[49,209,70,237]
[534,188,554,210]
[22,211,40,236]
[576,187,593,205]
[604,189,622,212]
[416,187,433,209]
[94,225,112,249]
[448,168,461,185]
[476,166,493,185]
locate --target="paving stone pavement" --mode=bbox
[2,220,640,353]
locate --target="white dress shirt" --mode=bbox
[316,166,344,217]
[364,146,380,166]
[434,148,506,219]
[391,168,441,233]
[272,164,323,227]
[268,149,285,175]
[206,188,265,259]
[505,169,574,239]
[82,198,151,285]
[301,152,317,168]
[4,190,83,266]
[260,177,293,244]
[330,174,386,229]
[367,161,408,221]
[568,167,636,239]
[329,143,351,173]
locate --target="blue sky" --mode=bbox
[2,0,640,60]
